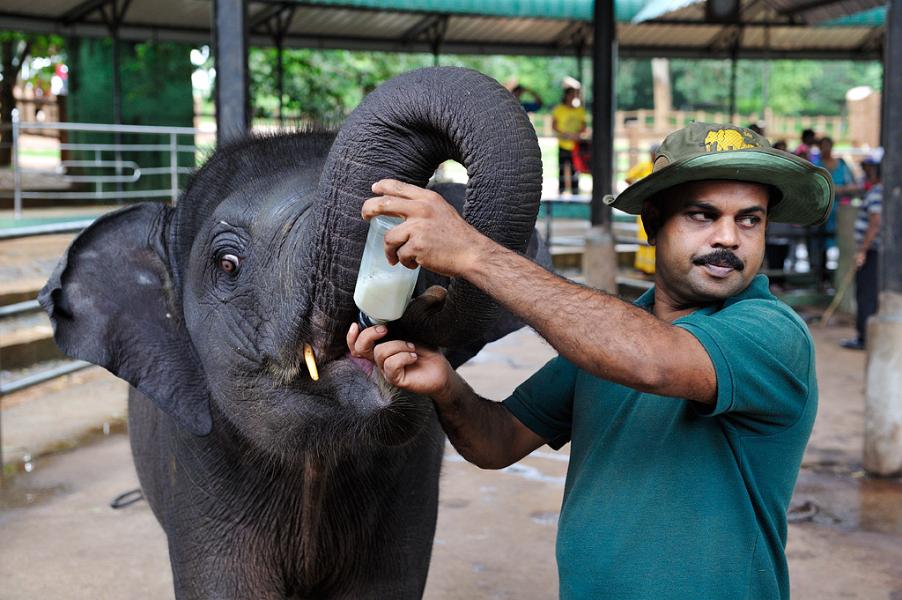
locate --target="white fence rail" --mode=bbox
[9,110,201,218]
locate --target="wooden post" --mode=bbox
[652,58,671,134]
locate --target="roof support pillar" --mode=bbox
[111,29,122,126]
[430,16,449,66]
[256,5,295,127]
[78,0,132,126]
[583,0,618,293]
[864,0,902,477]
[591,0,615,222]
[97,0,132,200]
[214,0,250,145]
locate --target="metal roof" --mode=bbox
[287,0,646,20]
[635,0,886,24]
[0,0,887,59]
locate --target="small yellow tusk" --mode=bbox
[304,343,319,382]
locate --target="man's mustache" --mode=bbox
[692,249,745,271]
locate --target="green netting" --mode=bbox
[66,39,195,202]
[292,0,649,21]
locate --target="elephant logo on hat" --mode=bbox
[704,129,756,152]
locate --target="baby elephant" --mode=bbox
[40,67,545,598]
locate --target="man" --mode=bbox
[348,123,833,599]
[793,128,819,162]
[552,77,587,194]
[505,78,544,113]
[842,151,883,350]
[624,144,660,275]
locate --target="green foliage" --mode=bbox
[616,59,654,110]
[249,48,431,122]
[442,53,585,107]
[245,49,881,122]
[247,48,588,122]
[668,58,882,116]
[1,33,65,75]
[0,33,65,92]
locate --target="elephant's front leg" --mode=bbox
[167,536,285,600]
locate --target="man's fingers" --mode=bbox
[372,178,429,200]
[383,223,412,267]
[361,195,425,221]
[382,350,418,386]
[346,323,359,354]
[352,324,388,359]
[373,340,417,372]
[396,245,421,270]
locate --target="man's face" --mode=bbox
[651,180,768,306]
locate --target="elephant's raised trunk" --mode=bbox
[307,67,542,352]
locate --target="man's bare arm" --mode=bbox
[465,243,716,403]
[349,325,547,469]
[363,180,717,404]
[431,370,547,469]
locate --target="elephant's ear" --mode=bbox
[38,203,212,436]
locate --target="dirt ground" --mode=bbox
[1,321,900,599]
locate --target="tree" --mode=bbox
[0,33,64,166]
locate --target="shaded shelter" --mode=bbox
[0,0,891,228]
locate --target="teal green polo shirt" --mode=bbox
[503,275,816,599]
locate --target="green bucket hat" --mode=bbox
[606,122,834,226]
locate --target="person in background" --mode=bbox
[765,218,795,284]
[552,77,587,195]
[508,82,544,113]
[624,145,659,275]
[809,136,856,287]
[842,151,883,350]
[766,139,799,287]
[794,129,819,162]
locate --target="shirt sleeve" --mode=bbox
[502,354,578,450]
[840,159,854,185]
[675,299,813,434]
[866,189,882,214]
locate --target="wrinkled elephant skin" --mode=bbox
[39,67,544,599]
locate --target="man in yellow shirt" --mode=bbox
[552,79,587,194]
[625,145,659,274]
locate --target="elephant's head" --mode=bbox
[39,67,542,459]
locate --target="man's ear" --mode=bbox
[640,198,660,246]
[38,203,212,435]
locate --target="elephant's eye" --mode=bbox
[218,254,241,274]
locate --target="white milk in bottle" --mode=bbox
[354,215,420,324]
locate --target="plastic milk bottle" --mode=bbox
[354,215,420,326]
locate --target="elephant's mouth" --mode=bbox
[297,352,429,449]
[300,344,375,382]
[313,352,390,410]
[346,352,375,377]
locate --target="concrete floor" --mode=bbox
[1,324,901,599]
